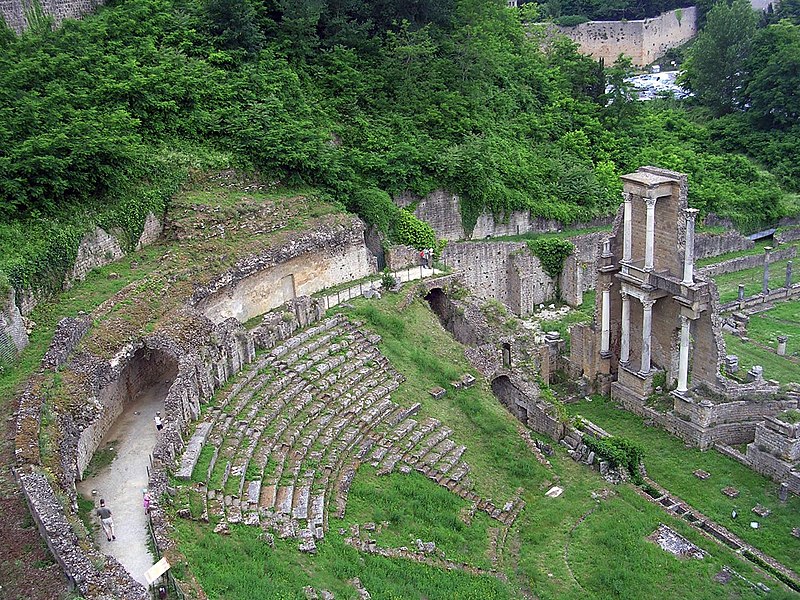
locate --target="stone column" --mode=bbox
[677,314,691,393]
[644,196,657,271]
[623,193,633,268]
[639,298,655,375]
[600,285,611,357]
[738,284,745,303]
[787,260,793,289]
[682,208,699,285]
[777,335,788,356]
[763,246,772,296]
[620,292,631,365]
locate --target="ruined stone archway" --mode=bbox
[76,346,178,479]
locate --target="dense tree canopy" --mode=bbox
[0,0,799,293]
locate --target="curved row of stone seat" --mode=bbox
[184,317,361,485]
[177,315,526,554]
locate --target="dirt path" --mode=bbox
[77,380,170,586]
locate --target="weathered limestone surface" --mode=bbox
[0,287,28,364]
[193,217,376,324]
[694,229,754,260]
[394,188,612,241]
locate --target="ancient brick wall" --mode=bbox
[556,7,698,67]
[1,0,106,33]
[385,244,421,270]
[395,190,466,241]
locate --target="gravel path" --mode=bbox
[77,380,170,586]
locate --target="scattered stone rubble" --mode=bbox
[648,524,706,559]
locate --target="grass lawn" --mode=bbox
[722,300,800,385]
[568,395,800,570]
[712,254,797,304]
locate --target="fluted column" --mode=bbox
[600,285,611,357]
[620,292,631,365]
[677,314,691,393]
[644,196,657,271]
[682,208,699,285]
[763,246,772,296]
[639,298,655,375]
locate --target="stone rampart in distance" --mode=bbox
[555,7,698,67]
[1,0,105,33]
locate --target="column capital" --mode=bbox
[623,191,633,203]
[685,207,699,221]
[641,298,656,310]
[680,313,690,325]
[620,290,630,300]
[644,195,658,208]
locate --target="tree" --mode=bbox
[744,20,800,129]
[205,0,265,55]
[602,55,639,125]
[681,0,758,115]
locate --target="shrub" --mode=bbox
[583,434,645,484]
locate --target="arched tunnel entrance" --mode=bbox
[121,346,179,407]
[76,345,179,585]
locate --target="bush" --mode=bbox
[583,434,645,484]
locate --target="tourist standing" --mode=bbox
[96,499,116,541]
[154,411,163,431]
[143,490,151,515]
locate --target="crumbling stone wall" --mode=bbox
[694,230,754,260]
[556,7,698,67]
[0,288,28,364]
[699,245,796,277]
[0,0,105,33]
[441,241,562,315]
[385,244,421,270]
[492,375,565,440]
[394,189,613,240]
[14,212,163,318]
[65,227,125,289]
[193,217,376,324]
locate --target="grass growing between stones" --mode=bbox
[569,395,800,569]
[342,465,496,570]
[171,293,792,599]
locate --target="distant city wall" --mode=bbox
[0,0,105,33]
[556,7,698,67]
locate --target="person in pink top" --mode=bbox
[143,489,151,514]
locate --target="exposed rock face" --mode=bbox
[192,217,376,324]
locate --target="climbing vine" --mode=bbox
[526,238,575,280]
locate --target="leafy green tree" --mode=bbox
[681,0,758,115]
[205,0,265,54]
[744,21,800,129]
[602,55,639,125]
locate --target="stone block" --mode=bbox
[693,469,710,480]
[429,387,446,400]
[721,486,739,498]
